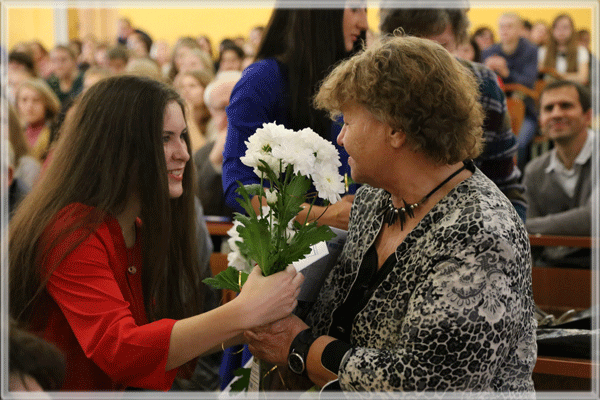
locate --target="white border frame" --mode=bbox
[1,1,598,399]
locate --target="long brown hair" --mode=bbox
[543,14,578,73]
[8,102,31,162]
[256,7,365,138]
[10,75,204,326]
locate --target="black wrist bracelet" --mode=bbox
[287,328,318,376]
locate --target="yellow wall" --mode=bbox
[5,5,596,54]
[7,8,54,50]
[118,7,273,53]
[118,6,382,54]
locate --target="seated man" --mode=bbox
[523,80,595,267]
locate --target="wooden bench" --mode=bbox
[528,234,596,391]
[207,221,234,237]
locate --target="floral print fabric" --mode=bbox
[306,168,537,393]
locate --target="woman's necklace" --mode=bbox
[379,160,475,229]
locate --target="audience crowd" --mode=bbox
[3,6,596,395]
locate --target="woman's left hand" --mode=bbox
[244,314,309,366]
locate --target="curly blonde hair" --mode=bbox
[315,35,484,165]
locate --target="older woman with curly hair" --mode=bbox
[246,35,536,394]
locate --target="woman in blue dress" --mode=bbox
[222,5,368,231]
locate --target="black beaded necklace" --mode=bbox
[379,160,475,229]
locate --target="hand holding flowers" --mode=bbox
[234,266,304,330]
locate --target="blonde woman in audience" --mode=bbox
[539,14,589,86]
[173,69,216,150]
[79,35,99,69]
[15,78,61,161]
[7,102,41,189]
[167,36,203,81]
[179,48,216,76]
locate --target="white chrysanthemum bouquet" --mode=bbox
[203,122,346,292]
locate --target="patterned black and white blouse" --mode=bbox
[305,168,537,393]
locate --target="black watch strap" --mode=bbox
[287,328,318,376]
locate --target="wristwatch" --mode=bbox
[288,328,318,376]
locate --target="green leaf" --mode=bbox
[244,184,264,197]
[281,224,336,265]
[229,367,251,392]
[202,266,248,292]
[235,181,258,218]
[236,218,275,274]
[278,174,311,228]
[258,159,283,187]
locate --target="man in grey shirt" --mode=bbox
[523,80,595,267]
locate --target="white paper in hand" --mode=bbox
[293,227,348,303]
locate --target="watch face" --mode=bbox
[288,352,305,375]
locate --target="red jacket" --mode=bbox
[31,203,178,391]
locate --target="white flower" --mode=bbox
[227,221,252,272]
[299,128,341,171]
[284,218,296,244]
[263,188,278,205]
[271,134,315,177]
[241,123,287,175]
[313,165,345,204]
[227,250,252,273]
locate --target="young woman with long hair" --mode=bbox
[539,14,590,86]
[173,69,216,151]
[222,5,368,231]
[9,75,303,391]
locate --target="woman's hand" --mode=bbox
[297,194,354,230]
[234,265,304,330]
[245,314,308,366]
